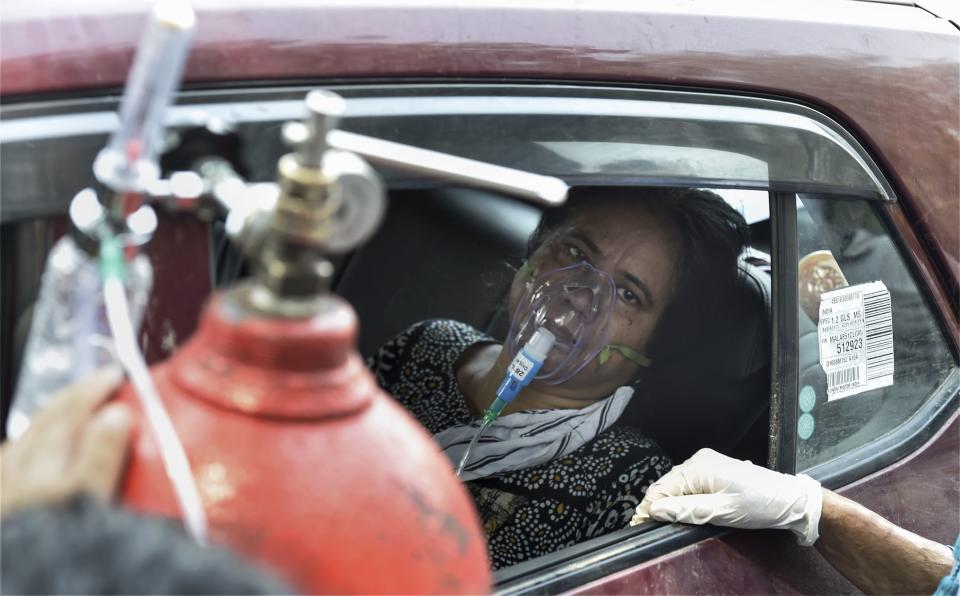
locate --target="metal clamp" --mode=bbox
[81,86,570,306]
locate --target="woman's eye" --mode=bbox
[566,245,587,262]
[618,286,641,306]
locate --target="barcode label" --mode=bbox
[863,287,894,382]
[818,281,894,401]
[829,366,859,387]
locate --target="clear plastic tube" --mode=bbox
[455,419,490,479]
[456,328,556,478]
[101,236,207,544]
[94,0,196,193]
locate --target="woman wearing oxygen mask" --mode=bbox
[370,187,749,568]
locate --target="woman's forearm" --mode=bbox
[815,489,953,594]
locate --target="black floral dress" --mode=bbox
[369,319,672,569]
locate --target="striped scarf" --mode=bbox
[434,386,634,481]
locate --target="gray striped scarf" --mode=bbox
[434,386,634,481]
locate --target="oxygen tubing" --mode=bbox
[101,234,208,545]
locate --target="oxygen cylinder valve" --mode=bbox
[235,90,386,305]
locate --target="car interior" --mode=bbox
[324,184,774,466]
[1,81,911,586]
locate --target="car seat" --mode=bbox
[621,260,771,464]
[337,187,539,357]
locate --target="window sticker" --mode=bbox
[818,281,894,401]
[799,385,817,412]
[798,413,815,440]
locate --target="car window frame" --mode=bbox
[2,81,956,593]
[769,191,800,473]
[785,195,960,486]
[1,82,898,223]
[498,189,959,593]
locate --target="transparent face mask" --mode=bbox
[506,262,617,384]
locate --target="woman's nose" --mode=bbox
[561,284,599,320]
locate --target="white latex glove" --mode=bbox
[631,448,823,546]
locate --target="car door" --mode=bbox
[2,81,957,596]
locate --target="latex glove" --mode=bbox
[1,367,133,518]
[631,448,823,546]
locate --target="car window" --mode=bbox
[1,82,937,591]
[794,195,954,470]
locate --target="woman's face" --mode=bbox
[508,198,681,400]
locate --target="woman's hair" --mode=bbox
[526,186,750,367]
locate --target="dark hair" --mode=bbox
[526,186,750,368]
[0,497,294,595]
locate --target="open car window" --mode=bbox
[1,82,955,592]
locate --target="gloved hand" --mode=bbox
[631,448,823,546]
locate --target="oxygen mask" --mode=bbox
[456,262,644,477]
[506,262,616,384]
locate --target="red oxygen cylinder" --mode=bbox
[118,285,491,593]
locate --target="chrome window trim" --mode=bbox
[1,83,895,223]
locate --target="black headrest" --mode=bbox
[622,260,771,463]
[342,188,538,357]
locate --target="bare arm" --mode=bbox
[634,449,955,595]
[815,489,953,595]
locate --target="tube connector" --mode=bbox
[524,328,556,363]
[482,398,508,426]
[68,188,158,256]
[484,328,556,425]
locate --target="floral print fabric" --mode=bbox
[369,319,672,569]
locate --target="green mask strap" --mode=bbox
[598,344,652,368]
[518,260,536,282]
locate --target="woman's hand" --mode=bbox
[1,367,133,517]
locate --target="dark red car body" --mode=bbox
[2,2,957,593]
